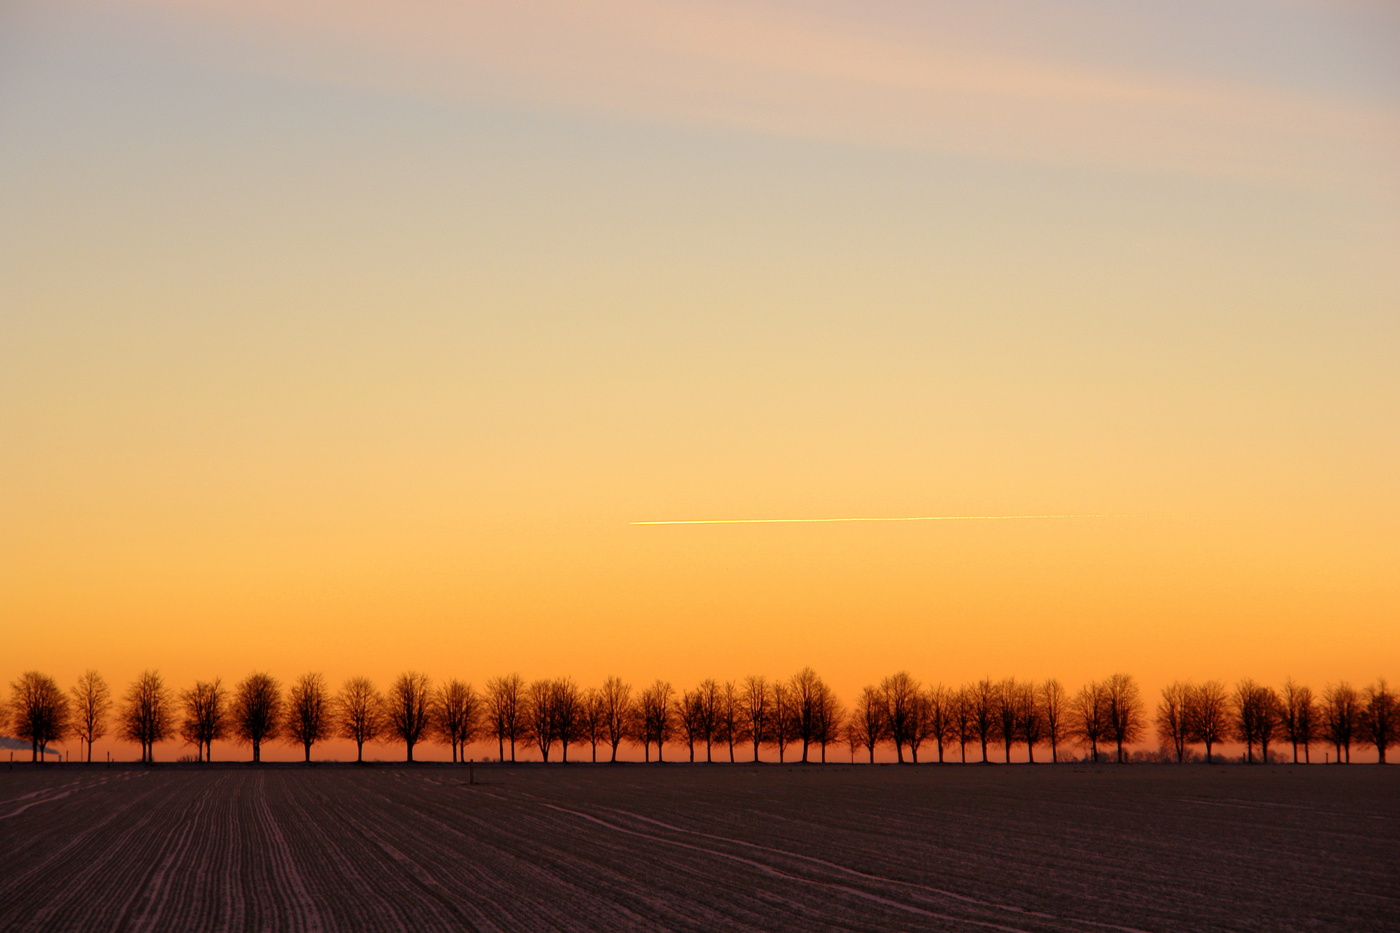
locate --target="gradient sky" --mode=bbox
[2,0,1397,759]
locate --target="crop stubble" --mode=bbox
[0,765,1395,932]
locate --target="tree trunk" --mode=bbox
[357,739,364,763]
[304,743,312,763]
[406,741,415,763]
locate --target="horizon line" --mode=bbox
[631,514,1133,525]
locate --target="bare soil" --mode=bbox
[1,763,1395,932]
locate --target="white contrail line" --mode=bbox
[631,514,1127,525]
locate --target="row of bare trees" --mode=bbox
[5,669,1395,765]
[1155,679,1395,764]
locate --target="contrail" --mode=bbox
[631,514,1126,525]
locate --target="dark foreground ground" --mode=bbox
[0,764,1395,932]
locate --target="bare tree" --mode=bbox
[433,679,481,763]
[639,680,674,762]
[1321,682,1359,764]
[718,680,742,762]
[386,672,433,762]
[814,682,844,763]
[1185,680,1229,764]
[1156,681,1192,763]
[1104,673,1144,763]
[1359,679,1395,764]
[881,672,920,764]
[285,673,332,763]
[523,679,555,762]
[598,676,632,763]
[844,718,862,764]
[851,685,886,763]
[1040,679,1068,763]
[485,673,525,762]
[120,670,173,764]
[1016,681,1045,763]
[905,690,930,764]
[995,678,1019,763]
[581,688,605,762]
[742,675,770,763]
[232,673,282,763]
[790,668,825,763]
[970,678,997,763]
[925,684,952,763]
[69,670,112,763]
[336,677,384,763]
[551,678,583,763]
[769,681,797,763]
[1071,680,1109,763]
[180,679,227,762]
[678,687,704,762]
[1232,679,1281,764]
[10,672,70,762]
[696,679,722,762]
[1280,679,1315,764]
[952,687,975,763]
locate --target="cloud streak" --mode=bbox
[123,0,1398,192]
[632,514,1131,526]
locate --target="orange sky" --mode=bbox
[2,0,1397,762]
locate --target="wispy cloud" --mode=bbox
[126,0,1398,190]
[632,514,1133,526]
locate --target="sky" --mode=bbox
[2,0,1397,760]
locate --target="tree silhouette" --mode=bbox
[924,685,952,763]
[692,679,721,762]
[769,681,797,763]
[1071,680,1108,763]
[485,674,525,763]
[719,680,743,762]
[579,688,605,762]
[678,687,704,762]
[120,670,173,764]
[1039,679,1068,763]
[741,675,770,763]
[10,671,70,762]
[995,679,1019,763]
[433,679,481,764]
[1185,681,1229,764]
[1232,679,1281,764]
[69,670,112,763]
[286,673,332,763]
[1156,681,1191,763]
[1104,673,1144,763]
[970,679,997,763]
[598,676,631,763]
[551,678,583,763]
[232,673,282,763]
[386,672,432,763]
[1321,682,1359,764]
[336,677,383,763]
[1358,679,1395,764]
[1015,681,1045,763]
[1280,679,1315,764]
[814,681,844,763]
[880,672,920,764]
[790,668,825,763]
[952,687,975,763]
[639,680,674,762]
[180,679,227,763]
[850,685,886,763]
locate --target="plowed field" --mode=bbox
[1,764,1394,932]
